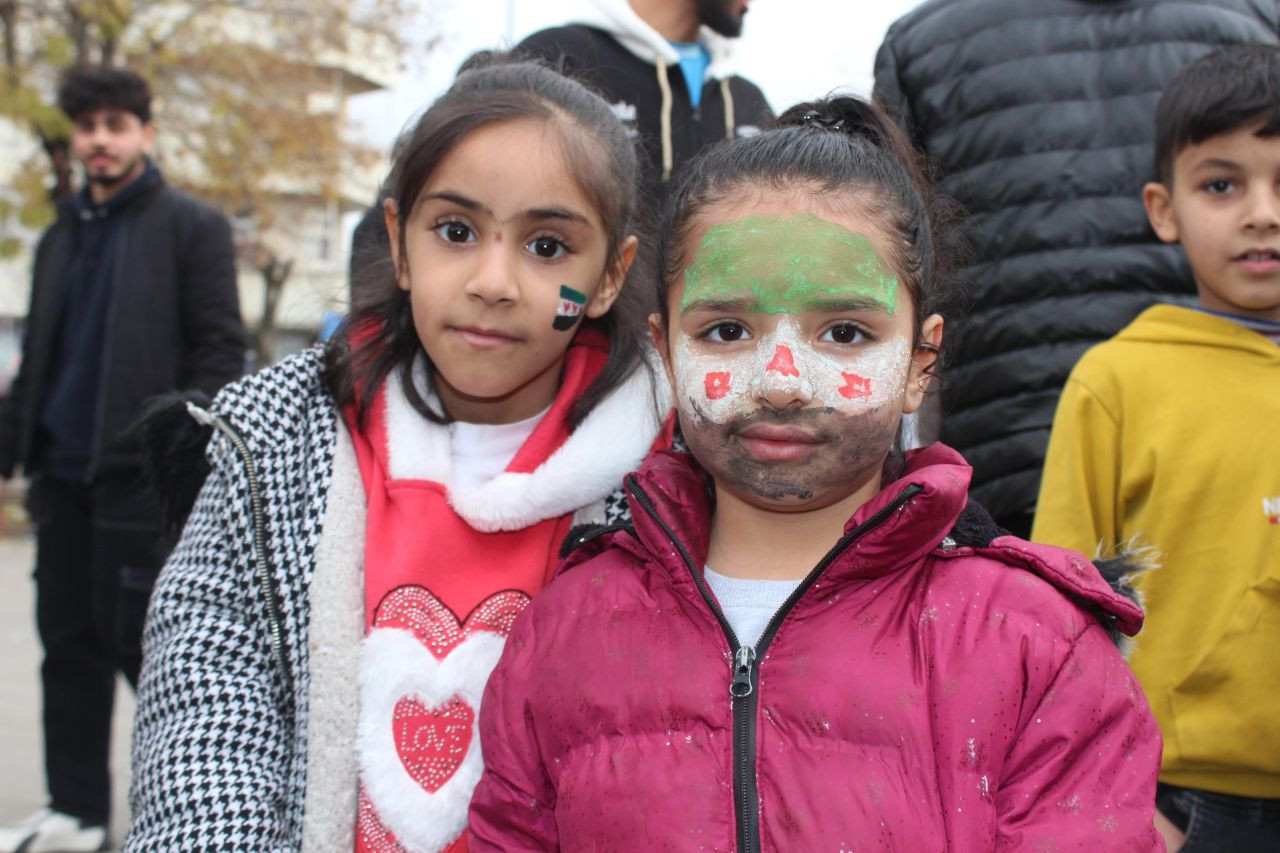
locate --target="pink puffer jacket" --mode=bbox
[470,444,1162,851]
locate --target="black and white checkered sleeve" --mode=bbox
[125,459,297,851]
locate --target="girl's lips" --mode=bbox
[451,326,521,348]
[735,424,822,462]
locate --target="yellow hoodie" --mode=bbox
[1034,304,1280,797]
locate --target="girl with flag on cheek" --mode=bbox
[127,58,672,853]
[470,96,1163,851]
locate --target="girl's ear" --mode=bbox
[383,198,407,291]
[903,313,943,414]
[585,235,638,318]
[647,312,667,357]
[1142,182,1180,244]
[648,312,677,391]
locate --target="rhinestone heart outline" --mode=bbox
[359,585,531,853]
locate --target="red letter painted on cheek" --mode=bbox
[705,371,731,399]
[839,372,872,400]
[766,345,800,378]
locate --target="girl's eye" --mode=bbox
[526,235,567,259]
[1204,178,1235,195]
[435,221,475,244]
[705,322,750,343]
[821,323,867,344]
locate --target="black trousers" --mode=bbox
[1158,783,1280,852]
[29,474,164,826]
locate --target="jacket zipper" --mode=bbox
[85,218,127,481]
[626,475,922,853]
[186,403,294,708]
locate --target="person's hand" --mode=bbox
[1155,808,1185,852]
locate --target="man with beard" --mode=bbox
[517,0,771,207]
[0,65,243,852]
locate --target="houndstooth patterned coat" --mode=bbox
[125,347,647,851]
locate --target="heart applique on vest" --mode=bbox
[356,586,530,853]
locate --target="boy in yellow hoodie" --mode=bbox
[1033,44,1280,852]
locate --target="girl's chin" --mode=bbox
[715,472,879,515]
[432,374,558,423]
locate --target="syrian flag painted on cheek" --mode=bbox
[554,285,587,331]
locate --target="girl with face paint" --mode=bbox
[471,98,1163,851]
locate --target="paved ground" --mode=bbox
[0,534,133,850]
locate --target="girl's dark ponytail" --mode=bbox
[777,97,932,194]
[777,98,896,145]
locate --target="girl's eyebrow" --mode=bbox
[681,297,754,316]
[681,295,890,317]
[420,190,490,214]
[515,207,591,226]
[419,191,590,227]
[809,296,890,313]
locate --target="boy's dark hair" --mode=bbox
[324,55,646,430]
[655,95,964,366]
[57,65,152,124]
[1155,44,1280,184]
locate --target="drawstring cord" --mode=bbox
[656,55,737,178]
[721,78,735,140]
[656,55,674,181]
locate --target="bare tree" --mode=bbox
[0,0,413,363]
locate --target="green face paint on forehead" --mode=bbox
[681,212,898,315]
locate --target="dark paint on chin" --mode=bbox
[679,400,901,509]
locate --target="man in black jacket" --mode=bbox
[517,0,771,209]
[0,66,243,853]
[873,0,1279,539]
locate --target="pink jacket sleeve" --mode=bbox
[995,622,1164,851]
[468,609,559,852]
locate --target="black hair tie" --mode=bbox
[801,110,845,132]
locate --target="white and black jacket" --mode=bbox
[124,346,664,851]
[517,0,771,203]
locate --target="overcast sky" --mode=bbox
[348,0,924,150]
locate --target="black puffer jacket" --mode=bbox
[874,0,1279,519]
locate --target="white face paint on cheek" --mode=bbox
[824,335,913,412]
[671,318,914,423]
[673,334,755,423]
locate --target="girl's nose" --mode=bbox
[751,343,814,411]
[464,245,520,305]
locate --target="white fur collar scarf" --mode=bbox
[384,359,668,533]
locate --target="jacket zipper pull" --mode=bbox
[185,400,216,426]
[730,645,756,698]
